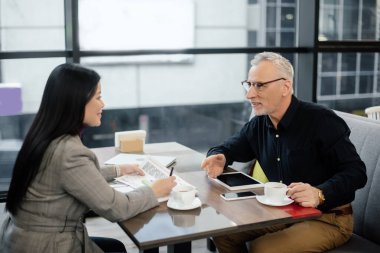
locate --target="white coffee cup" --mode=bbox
[264,182,288,203]
[170,185,196,207]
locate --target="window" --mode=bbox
[0,0,64,51]
[1,0,379,197]
[317,0,380,112]
[319,0,378,41]
[79,0,194,64]
[317,53,380,111]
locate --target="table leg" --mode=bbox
[167,241,192,253]
[207,238,216,252]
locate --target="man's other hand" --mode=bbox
[287,182,320,208]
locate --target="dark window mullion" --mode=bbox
[64,0,80,63]
[318,41,380,52]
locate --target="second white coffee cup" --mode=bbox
[264,182,288,203]
[170,185,196,207]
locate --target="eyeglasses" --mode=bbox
[241,78,286,92]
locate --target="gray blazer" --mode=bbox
[0,135,158,253]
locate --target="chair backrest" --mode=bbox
[335,111,380,244]
[364,105,380,120]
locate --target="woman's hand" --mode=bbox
[118,164,145,176]
[151,176,177,198]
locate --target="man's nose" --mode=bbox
[246,87,258,99]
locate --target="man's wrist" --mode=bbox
[317,189,325,206]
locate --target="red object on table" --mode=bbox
[279,203,322,219]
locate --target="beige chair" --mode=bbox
[364,106,380,120]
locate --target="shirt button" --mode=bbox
[277,157,281,162]
[276,134,279,138]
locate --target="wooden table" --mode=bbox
[93,142,321,253]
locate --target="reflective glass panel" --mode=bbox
[320,77,337,96]
[319,0,379,41]
[341,53,357,72]
[361,53,375,71]
[359,75,373,93]
[0,58,65,192]
[322,53,338,72]
[281,7,295,28]
[340,76,356,94]
[78,0,299,56]
[342,0,359,40]
[317,53,380,113]
[0,0,65,51]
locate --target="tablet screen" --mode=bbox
[216,172,261,187]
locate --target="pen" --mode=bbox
[169,167,174,176]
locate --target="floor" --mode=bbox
[0,203,213,253]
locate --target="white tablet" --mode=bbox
[213,172,263,191]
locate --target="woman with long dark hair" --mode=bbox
[0,63,176,252]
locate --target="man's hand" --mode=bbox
[287,182,320,208]
[201,154,226,178]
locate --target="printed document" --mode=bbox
[108,157,194,202]
[105,153,176,168]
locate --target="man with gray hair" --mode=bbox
[201,52,367,253]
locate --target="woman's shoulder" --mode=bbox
[50,135,92,157]
[51,134,80,148]
[45,135,98,172]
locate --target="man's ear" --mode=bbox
[282,79,293,96]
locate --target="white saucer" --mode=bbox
[167,197,202,210]
[256,195,294,207]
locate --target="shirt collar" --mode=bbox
[265,95,299,130]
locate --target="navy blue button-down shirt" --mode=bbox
[207,96,367,211]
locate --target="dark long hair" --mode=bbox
[6,63,100,215]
